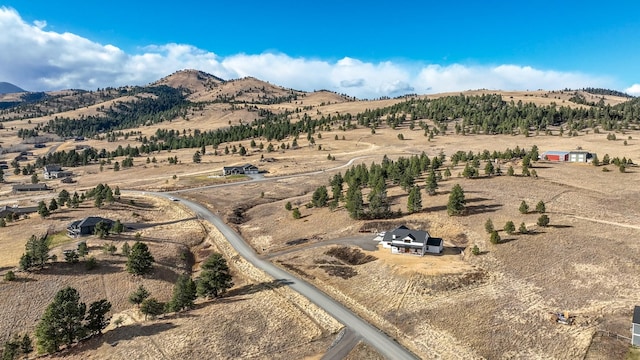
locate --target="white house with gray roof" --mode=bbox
[381,225,443,256]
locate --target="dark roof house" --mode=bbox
[12,183,50,192]
[381,225,443,256]
[0,205,38,219]
[222,164,259,176]
[67,216,114,237]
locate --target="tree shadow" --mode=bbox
[127,217,198,230]
[465,203,502,215]
[499,237,518,244]
[43,259,123,276]
[67,322,178,354]
[225,278,293,297]
[548,224,573,229]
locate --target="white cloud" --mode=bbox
[0,7,623,99]
[625,84,640,96]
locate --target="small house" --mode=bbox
[44,164,72,179]
[67,216,113,237]
[222,164,259,176]
[12,184,49,192]
[0,205,38,219]
[633,306,640,346]
[381,225,443,256]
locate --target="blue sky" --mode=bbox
[1,1,639,98]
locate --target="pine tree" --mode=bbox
[196,253,234,299]
[84,299,112,336]
[447,184,466,216]
[535,201,546,213]
[504,221,515,235]
[35,287,86,353]
[167,275,197,312]
[128,285,150,307]
[37,201,50,218]
[407,186,422,213]
[126,242,154,275]
[292,208,301,219]
[537,214,550,227]
[485,219,494,234]
[519,200,529,214]
[311,186,329,207]
[121,242,130,257]
[490,230,501,244]
[140,298,164,320]
[425,168,438,195]
[519,222,528,234]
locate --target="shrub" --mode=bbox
[537,214,550,227]
[85,256,98,270]
[489,231,501,244]
[504,221,515,235]
[519,201,529,214]
[519,222,528,234]
[4,270,16,281]
[285,201,292,211]
[471,245,480,255]
[292,208,301,219]
[484,219,494,234]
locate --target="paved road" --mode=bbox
[142,190,418,360]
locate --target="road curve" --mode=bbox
[140,190,418,360]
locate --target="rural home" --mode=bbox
[12,183,49,192]
[633,306,640,346]
[381,225,443,256]
[541,150,592,163]
[222,163,259,176]
[0,205,38,219]
[67,216,113,237]
[43,164,72,179]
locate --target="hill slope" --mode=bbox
[0,82,25,94]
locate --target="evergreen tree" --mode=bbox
[407,186,422,213]
[519,222,528,234]
[592,154,599,166]
[140,298,164,320]
[292,208,301,219]
[84,299,112,336]
[94,221,110,238]
[484,161,495,176]
[484,219,494,234]
[48,198,58,212]
[112,219,124,234]
[507,166,515,176]
[126,242,154,275]
[77,241,89,257]
[490,230,501,244]
[128,285,150,307]
[345,186,364,219]
[447,184,466,216]
[196,253,234,299]
[167,275,197,312]
[192,151,202,163]
[20,334,33,357]
[311,186,329,207]
[535,200,546,213]
[425,168,438,195]
[35,287,86,353]
[284,201,292,211]
[504,221,516,235]
[519,200,529,214]
[64,250,79,264]
[37,201,50,218]
[537,214,550,227]
[121,242,131,256]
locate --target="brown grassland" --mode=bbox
[0,71,639,359]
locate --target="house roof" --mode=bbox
[0,205,38,215]
[542,151,570,156]
[44,164,62,172]
[382,225,430,244]
[634,306,640,324]
[426,237,443,247]
[12,184,49,191]
[70,216,114,229]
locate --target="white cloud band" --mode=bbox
[0,7,625,99]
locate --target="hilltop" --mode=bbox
[0,82,25,94]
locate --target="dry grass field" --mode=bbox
[1,72,639,358]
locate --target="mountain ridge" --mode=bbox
[0,82,26,94]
